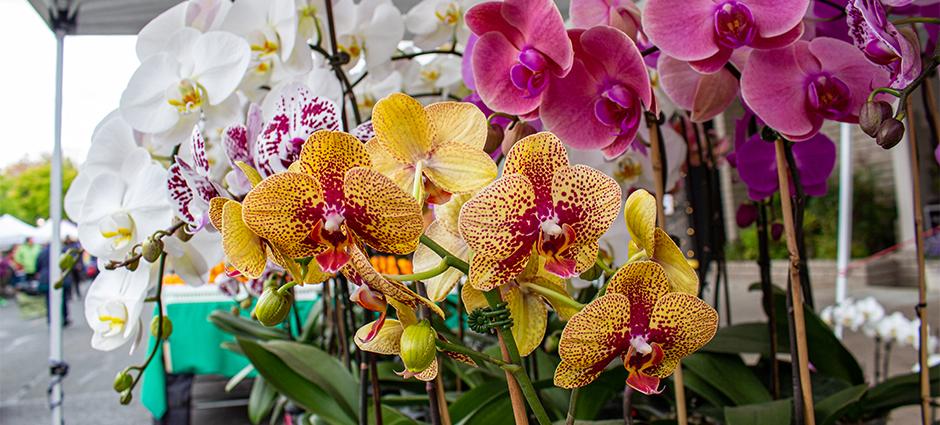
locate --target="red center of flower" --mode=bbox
[806,73,852,121]
[624,339,665,395]
[593,85,642,137]
[536,216,578,278]
[863,39,900,65]
[713,1,756,49]
[510,48,550,99]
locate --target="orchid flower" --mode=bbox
[331,0,405,76]
[463,254,581,356]
[609,120,688,193]
[464,0,573,116]
[120,29,249,148]
[657,54,739,123]
[242,130,425,275]
[740,37,890,141]
[554,261,718,392]
[405,0,480,50]
[643,0,808,73]
[540,26,651,158]
[261,56,346,115]
[221,0,312,96]
[367,93,497,204]
[222,104,264,196]
[412,194,473,302]
[76,151,174,262]
[168,127,225,230]
[403,55,464,94]
[84,265,153,351]
[847,0,922,88]
[352,70,404,119]
[569,0,642,40]
[255,83,341,177]
[163,230,224,286]
[623,189,698,294]
[458,132,621,291]
[137,0,231,60]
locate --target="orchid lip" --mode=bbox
[863,39,900,65]
[713,0,756,49]
[593,84,642,137]
[806,72,852,121]
[510,48,550,98]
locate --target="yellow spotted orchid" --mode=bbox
[367,93,498,204]
[554,261,717,394]
[624,189,699,294]
[411,193,473,302]
[241,130,425,275]
[462,254,582,356]
[458,132,622,291]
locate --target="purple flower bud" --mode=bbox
[771,223,784,241]
[875,118,905,149]
[736,203,758,228]
[859,101,893,137]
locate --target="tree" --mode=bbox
[0,157,78,224]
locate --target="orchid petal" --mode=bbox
[506,284,548,356]
[364,138,415,195]
[242,171,324,247]
[355,319,404,354]
[221,201,266,279]
[372,93,431,164]
[343,167,424,255]
[424,141,498,194]
[427,101,488,150]
[647,292,719,376]
[554,293,631,388]
[624,189,657,254]
[606,261,670,333]
[298,130,372,197]
[652,229,700,295]
[342,246,444,317]
[552,164,622,255]
[503,132,569,206]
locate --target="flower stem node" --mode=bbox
[119,389,133,405]
[254,288,293,327]
[141,237,164,263]
[860,101,894,137]
[875,118,905,149]
[467,302,513,333]
[400,320,437,373]
[113,371,133,393]
[150,316,173,340]
[126,257,140,272]
[173,224,193,242]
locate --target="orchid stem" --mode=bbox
[868,87,903,103]
[892,17,940,26]
[419,235,470,274]
[565,388,579,425]
[435,339,507,367]
[384,258,450,281]
[594,256,616,276]
[277,280,299,296]
[523,283,584,312]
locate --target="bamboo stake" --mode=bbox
[500,333,530,425]
[774,139,815,425]
[904,98,932,425]
[647,113,687,425]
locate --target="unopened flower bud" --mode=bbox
[875,118,904,149]
[113,371,133,392]
[240,298,253,310]
[501,121,537,155]
[399,320,436,373]
[174,225,193,242]
[119,389,133,405]
[736,203,758,228]
[254,288,293,327]
[771,223,784,241]
[58,251,77,271]
[483,124,504,154]
[141,237,164,263]
[150,316,173,339]
[544,331,561,353]
[859,101,893,137]
[126,257,140,272]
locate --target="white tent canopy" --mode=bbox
[32,220,79,244]
[0,214,38,249]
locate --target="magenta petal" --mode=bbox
[223,124,251,164]
[689,48,734,74]
[741,42,817,140]
[579,26,651,107]
[692,70,739,122]
[601,131,638,158]
[744,0,810,38]
[750,22,805,49]
[642,0,720,61]
[735,135,779,201]
[465,2,524,47]
[540,60,613,150]
[500,0,573,74]
[657,55,699,111]
[472,32,540,115]
[790,132,836,196]
[570,0,614,28]
[463,34,478,90]
[810,37,890,121]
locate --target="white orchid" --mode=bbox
[911,354,940,373]
[84,264,153,352]
[405,0,479,50]
[168,127,225,229]
[331,0,404,76]
[137,0,232,60]
[352,69,403,118]
[255,83,340,177]
[164,230,224,287]
[75,150,174,262]
[403,54,463,94]
[260,56,345,119]
[877,312,914,345]
[120,28,250,149]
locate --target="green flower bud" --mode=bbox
[240,297,253,310]
[399,320,437,373]
[150,316,173,339]
[859,101,893,137]
[119,389,133,405]
[141,237,164,263]
[126,257,140,272]
[113,371,133,392]
[254,288,293,327]
[173,223,193,242]
[875,118,904,149]
[58,250,77,271]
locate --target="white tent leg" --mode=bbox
[49,27,65,425]
[834,123,853,338]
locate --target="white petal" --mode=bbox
[220,0,269,36]
[120,53,182,134]
[405,0,440,35]
[137,3,188,60]
[192,32,251,104]
[271,0,299,61]
[362,2,404,73]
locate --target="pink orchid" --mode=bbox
[465,0,573,116]
[222,103,263,195]
[657,54,739,123]
[540,26,651,158]
[255,83,340,177]
[740,37,889,141]
[570,0,642,40]
[846,0,922,88]
[643,0,808,73]
[168,126,224,229]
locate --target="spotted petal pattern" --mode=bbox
[555,293,631,388]
[298,130,372,201]
[343,167,424,255]
[647,292,719,376]
[256,84,340,177]
[606,261,670,335]
[504,132,569,211]
[221,201,266,279]
[242,172,325,250]
[342,246,444,317]
[552,164,621,272]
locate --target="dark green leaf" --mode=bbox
[237,337,356,425]
[449,379,508,424]
[814,384,867,425]
[261,340,360,420]
[248,377,278,425]
[367,404,419,425]
[682,367,734,408]
[856,365,940,417]
[682,353,771,405]
[211,311,289,340]
[724,399,791,425]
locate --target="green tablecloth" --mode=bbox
[141,299,315,419]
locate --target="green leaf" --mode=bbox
[682,367,734,408]
[702,323,778,356]
[260,340,360,421]
[248,377,277,425]
[367,404,419,425]
[724,399,791,425]
[211,311,289,341]
[449,379,509,424]
[682,353,771,405]
[814,384,867,425]
[226,364,255,392]
[856,365,940,418]
[237,337,357,425]
[573,366,627,420]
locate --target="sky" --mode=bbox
[0,0,140,168]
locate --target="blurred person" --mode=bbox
[14,237,40,280]
[36,243,71,326]
[63,237,84,299]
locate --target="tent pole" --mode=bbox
[834,123,853,338]
[49,27,65,425]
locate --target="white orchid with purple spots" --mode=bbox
[168,126,226,230]
[255,83,341,176]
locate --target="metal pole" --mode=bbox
[49,27,65,425]
[834,123,853,339]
